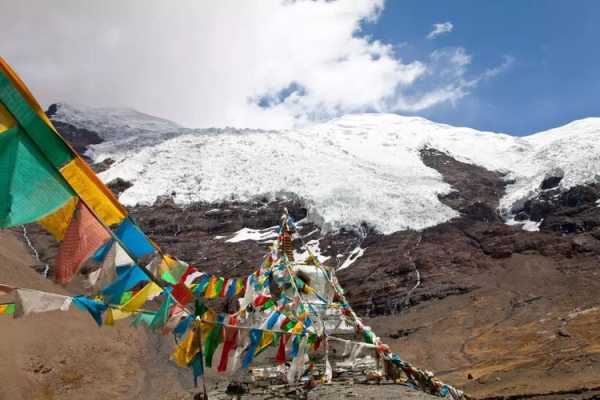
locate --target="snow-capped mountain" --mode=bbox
[49,103,600,234]
[48,102,185,142]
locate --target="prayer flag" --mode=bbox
[14,288,72,317]
[72,296,108,326]
[55,202,111,284]
[120,282,162,312]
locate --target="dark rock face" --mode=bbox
[130,197,310,278]
[107,178,133,196]
[92,158,115,173]
[540,174,563,190]
[514,183,600,234]
[46,104,104,158]
[420,147,506,223]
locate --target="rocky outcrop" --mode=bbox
[514,183,600,234]
[420,147,506,223]
[46,103,104,158]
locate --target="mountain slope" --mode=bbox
[50,103,600,234]
[3,104,600,399]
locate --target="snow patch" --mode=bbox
[225,227,278,243]
[506,218,542,232]
[294,240,330,264]
[522,220,542,232]
[338,246,366,271]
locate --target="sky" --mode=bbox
[0,0,599,135]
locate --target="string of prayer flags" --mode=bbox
[204,276,222,299]
[180,266,201,285]
[160,257,189,284]
[255,311,281,356]
[192,274,211,296]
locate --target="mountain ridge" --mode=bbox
[47,103,600,234]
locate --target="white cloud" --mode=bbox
[427,22,454,39]
[0,1,506,129]
[393,48,514,112]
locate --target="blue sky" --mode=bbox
[2,1,598,134]
[364,1,600,135]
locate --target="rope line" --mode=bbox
[20,225,50,278]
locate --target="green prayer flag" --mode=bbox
[119,291,133,305]
[0,70,74,169]
[0,126,74,227]
[261,299,275,311]
[150,294,173,330]
[0,303,16,315]
[214,277,224,296]
[161,270,177,284]
[194,300,207,317]
[131,311,156,328]
[204,315,224,367]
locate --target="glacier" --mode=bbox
[50,105,600,234]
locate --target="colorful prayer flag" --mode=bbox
[55,202,111,284]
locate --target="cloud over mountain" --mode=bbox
[1,1,508,129]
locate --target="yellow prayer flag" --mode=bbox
[256,332,274,354]
[204,276,219,299]
[120,282,162,313]
[38,196,78,240]
[173,320,202,367]
[105,309,115,326]
[0,103,16,133]
[60,157,127,226]
[290,321,304,334]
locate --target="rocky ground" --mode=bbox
[2,112,600,399]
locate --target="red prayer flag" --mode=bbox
[171,283,194,306]
[218,278,229,297]
[276,334,289,364]
[218,315,238,372]
[254,294,269,307]
[178,265,198,284]
[55,203,111,284]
